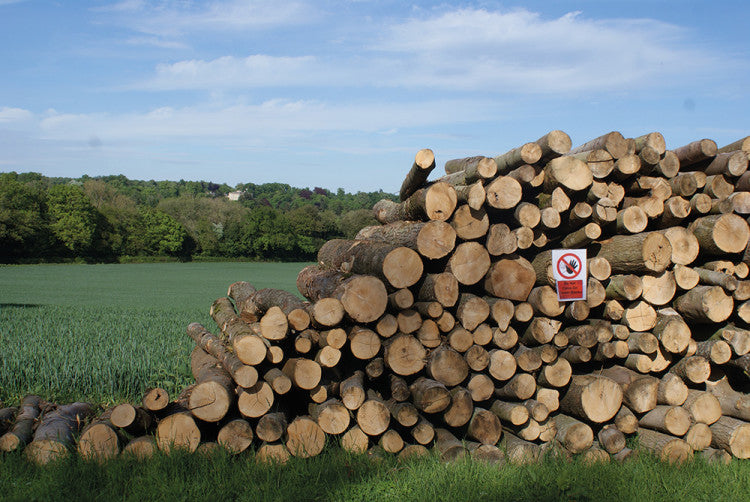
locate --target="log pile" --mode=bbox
[3,132,750,465]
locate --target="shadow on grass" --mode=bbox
[1,303,44,309]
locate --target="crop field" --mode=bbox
[1,263,750,501]
[0,262,310,404]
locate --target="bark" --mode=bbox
[318,239,424,289]
[374,182,457,223]
[356,220,456,260]
[400,148,436,201]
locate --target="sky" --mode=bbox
[0,1,748,193]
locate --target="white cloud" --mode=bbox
[131,6,728,95]
[96,0,316,38]
[145,55,324,89]
[0,107,34,123]
[371,8,721,93]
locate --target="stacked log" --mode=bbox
[3,132,750,464]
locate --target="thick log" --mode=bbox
[494,373,536,401]
[485,176,523,209]
[483,255,535,301]
[535,130,572,161]
[383,334,426,376]
[682,390,722,425]
[543,156,593,192]
[596,232,672,274]
[122,436,158,459]
[227,281,256,309]
[155,411,201,454]
[605,274,642,301]
[400,148,436,201]
[356,220,456,260]
[427,346,469,387]
[188,346,234,423]
[415,272,459,308]
[410,377,451,413]
[318,239,423,289]
[297,266,387,323]
[217,419,254,454]
[572,149,614,179]
[657,373,688,406]
[256,413,288,443]
[142,388,169,412]
[374,181,457,223]
[570,131,629,160]
[673,138,718,167]
[494,143,542,173]
[466,408,503,446]
[598,426,627,454]
[639,406,692,436]
[309,298,345,327]
[555,414,594,454]
[660,227,699,266]
[683,423,712,452]
[444,155,497,180]
[637,427,693,463]
[450,205,489,241]
[286,416,326,458]
[447,242,491,285]
[689,214,750,256]
[237,381,275,418]
[710,416,750,459]
[673,286,733,323]
[559,375,623,423]
[669,355,711,385]
[705,376,750,421]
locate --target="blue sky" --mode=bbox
[0,1,748,193]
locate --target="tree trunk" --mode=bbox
[0,395,42,452]
[483,255,535,301]
[217,418,254,454]
[569,131,629,160]
[187,345,234,423]
[596,232,672,274]
[400,148,436,201]
[374,182,457,223]
[356,220,456,260]
[710,416,750,459]
[318,238,424,289]
[637,427,693,463]
[25,402,94,465]
[297,266,388,323]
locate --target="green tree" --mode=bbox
[0,173,50,261]
[47,184,100,256]
[138,208,192,256]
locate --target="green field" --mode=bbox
[0,262,310,404]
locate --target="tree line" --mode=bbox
[0,172,397,263]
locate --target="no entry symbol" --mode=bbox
[556,253,582,280]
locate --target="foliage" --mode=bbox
[0,173,51,260]
[46,184,101,255]
[0,172,396,263]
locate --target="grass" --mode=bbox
[0,262,311,404]
[0,445,748,502]
[1,263,749,501]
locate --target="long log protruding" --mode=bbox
[400,148,436,201]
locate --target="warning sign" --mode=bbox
[551,249,587,302]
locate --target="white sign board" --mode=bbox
[551,249,587,302]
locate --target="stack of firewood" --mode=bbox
[2,131,749,465]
